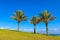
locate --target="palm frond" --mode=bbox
[21,16,27,21]
[40,10,56,23]
[10,16,17,20]
[11,10,26,21]
[49,17,56,21]
[30,16,41,24]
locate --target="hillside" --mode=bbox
[0,29,60,40]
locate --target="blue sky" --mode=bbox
[0,0,60,34]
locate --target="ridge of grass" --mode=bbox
[0,29,60,40]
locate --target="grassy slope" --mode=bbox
[0,29,60,40]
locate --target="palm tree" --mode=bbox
[30,16,41,34]
[40,10,56,36]
[11,10,26,32]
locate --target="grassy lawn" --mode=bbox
[0,29,60,40]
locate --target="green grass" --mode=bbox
[0,29,60,40]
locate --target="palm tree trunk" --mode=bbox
[46,23,48,36]
[17,21,20,32]
[34,24,36,34]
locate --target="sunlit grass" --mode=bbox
[0,29,60,40]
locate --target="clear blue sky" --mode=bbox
[0,0,60,34]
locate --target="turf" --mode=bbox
[0,29,60,40]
